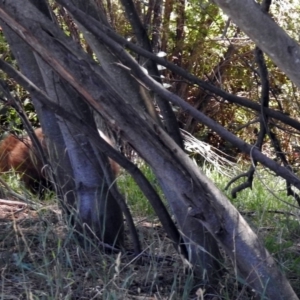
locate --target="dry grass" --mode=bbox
[0,165,300,299]
[0,201,275,300]
[0,203,198,300]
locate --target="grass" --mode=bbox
[0,164,300,299]
[118,163,300,297]
[205,163,300,295]
[118,165,166,218]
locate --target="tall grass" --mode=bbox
[205,163,300,294]
[1,163,300,298]
[118,162,300,296]
[117,165,166,218]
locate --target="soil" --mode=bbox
[0,200,258,300]
[0,201,199,300]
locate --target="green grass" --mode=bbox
[118,162,300,296]
[117,165,166,218]
[204,163,300,294]
[1,163,300,298]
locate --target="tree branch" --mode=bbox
[56,0,300,134]
[0,57,188,260]
[116,0,184,149]
[51,2,300,191]
[213,0,300,89]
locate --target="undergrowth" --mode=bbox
[205,164,300,295]
[0,164,300,299]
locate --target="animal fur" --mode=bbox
[0,128,47,194]
[0,128,119,194]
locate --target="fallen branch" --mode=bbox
[0,176,42,208]
[0,199,28,206]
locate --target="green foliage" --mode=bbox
[0,100,39,134]
[1,0,300,297]
[117,164,300,297]
[1,162,300,298]
[0,32,39,133]
[0,170,54,203]
[205,165,300,294]
[117,164,166,217]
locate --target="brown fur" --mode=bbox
[0,128,46,193]
[0,128,119,194]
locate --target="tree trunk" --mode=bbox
[0,0,298,298]
[0,0,124,247]
[68,0,222,280]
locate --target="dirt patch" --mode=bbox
[0,201,257,299]
[0,202,198,299]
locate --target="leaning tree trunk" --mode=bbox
[0,0,124,247]
[0,0,298,298]
[65,0,222,281]
[0,20,75,206]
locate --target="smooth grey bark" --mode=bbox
[0,0,124,247]
[0,0,298,298]
[212,0,300,89]
[37,64,124,246]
